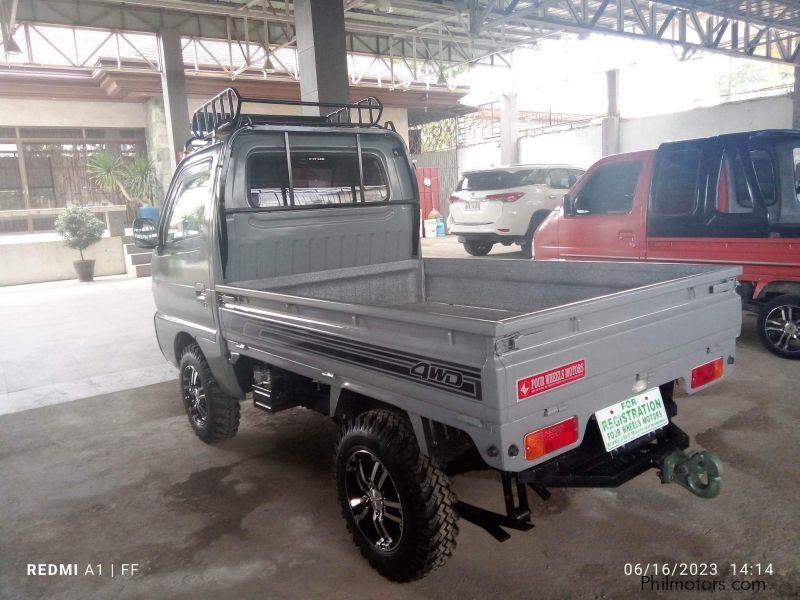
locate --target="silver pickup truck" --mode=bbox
[134,89,741,582]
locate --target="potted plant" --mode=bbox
[55,206,106,282]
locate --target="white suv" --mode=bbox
[447,164,585,257]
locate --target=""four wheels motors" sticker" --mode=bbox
[517,359,586,401]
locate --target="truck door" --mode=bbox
[152,156,217,337]
[556,157,646,260]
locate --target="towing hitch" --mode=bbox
[658,450,723,499]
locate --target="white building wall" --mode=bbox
[619,95,793,152]
[0,96,409,143]
[457,140,501,173]
[0,235,125,286]
[503,94,794,173]
[0,99,146,128]
[518,124,603,169]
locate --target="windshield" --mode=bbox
[459,169,542,191]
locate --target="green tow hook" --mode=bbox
[659,450,723,499]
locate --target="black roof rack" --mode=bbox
[190,88,384,139]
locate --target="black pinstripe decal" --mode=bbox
[225,308,483,400]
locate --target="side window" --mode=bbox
[750,149,777,206]
[652,148,702,216]
[716,150,754,214]
[568,169,584,187]
[547,168,571,190]
[164,162,211,245]
[522,169,547,185]
[572,161,641,215]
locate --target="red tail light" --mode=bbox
[691,357,724,388]
[449,195,460,202]
[486,192,525,203]
[524,416,579,461]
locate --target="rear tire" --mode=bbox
[178,344,241,443]
[335,410,458,582]
[519,232,534,259]
[463,240,493,256]
[757,294,800,359]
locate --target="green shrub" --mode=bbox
[55,206,106,260]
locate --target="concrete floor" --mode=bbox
[1,239,798,598]
[0,275,175,415]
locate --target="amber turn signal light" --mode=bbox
[524,416,579,461]
[690,357,724,388]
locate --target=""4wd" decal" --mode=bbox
[517,359,586,401]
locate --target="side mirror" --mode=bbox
[132,218,158,249]
[562,193,574,215]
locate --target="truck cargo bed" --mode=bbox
[226,258,734,323]
[217,257,740,473]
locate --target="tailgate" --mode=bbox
[493,265,741,468]
[450,191,505,224]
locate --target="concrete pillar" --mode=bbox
[793,65,800,129]
[500,92,519,165]
[601,69,621,157]
[295,0,349,114]
[157,29,190,170]
[144,97,173,205]
[606,69,620,118]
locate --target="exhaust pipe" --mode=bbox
[658,450,723,499]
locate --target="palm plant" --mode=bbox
[123,154,158,202]
[88,149,157,207]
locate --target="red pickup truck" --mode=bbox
[535,129,800,359]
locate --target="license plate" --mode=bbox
[464,201,481,211]
[594,388,668,452]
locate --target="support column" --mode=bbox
[793,65,800,129]
[158,28,190,170]
[500,92,519,165]
[294,0,349,113]
[144,98,173,205]
[601,69,621,157]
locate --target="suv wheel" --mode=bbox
[335,410,458,581]
[757,295,800,359]
[463,240,493,256]
[178,344,241,443]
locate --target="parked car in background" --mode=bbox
[535,129,800,359]
[447,164,584,257]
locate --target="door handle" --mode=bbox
[194,282,207,305]
[617,230,636,246]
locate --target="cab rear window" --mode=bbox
[248,152,389,208]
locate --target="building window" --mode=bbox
[0,127,147,234]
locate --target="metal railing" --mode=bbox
[0,205,128,235]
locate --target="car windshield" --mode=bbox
[460,169,540,191]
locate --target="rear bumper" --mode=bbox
[519,409,688,489]
[456,233,525,245]
[447,214,527,239]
